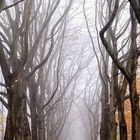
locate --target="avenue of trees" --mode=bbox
[0,0,140,140]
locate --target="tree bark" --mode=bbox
[129,80,140,140]
[100,58,109,140]
[117,78,127,140]
[29,80,38,140]
[128,8,140,140]
[4,73,31,140]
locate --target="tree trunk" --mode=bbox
[117,79,127,140]
[38,112,45,140]
[100,50,109,140]
[118,103,127,140]
[109,63,118,140]
[129,7,140,140]
[29,81,38,140]
[100,88,109,140]
[4,73,31,140]
[4,90,31,140]
[129,80,140,140]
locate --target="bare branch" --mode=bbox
[99,0,131,82]
[0,82,6,87]
[0,96,8,109]
[27,0,73,79]
[0,91,8,98]
[1,0,24,12]
[127,0,140,23]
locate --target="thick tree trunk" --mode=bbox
[4,73,31,140]
[100,51,109,140]
[4,90,31,140]
[100,88,109,140]
[38,113,45,140]
[129,80,140,140]
[109,63,118,140]
[118,104,127,140]
[117,80,127,140]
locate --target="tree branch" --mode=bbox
[0,40,10,85]
[0,91,8,98]
[0,82,6,87]
[99,0,131,82]
[127,0,140,23]
[0,96,8,109]
[1,0,24,12]
[26,0,73,80]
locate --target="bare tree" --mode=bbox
[0,0,73,139]
[99,0,140,140]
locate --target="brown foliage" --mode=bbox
[124,74,140,140]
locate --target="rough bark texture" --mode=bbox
[100,54,109,140]
[4,73,31,140]
[109,63,117,140]
[117,79,128,140]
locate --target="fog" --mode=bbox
[0,0,139,140]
